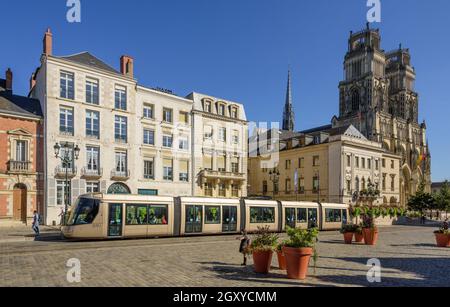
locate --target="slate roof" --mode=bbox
[0,87,42,119]
[56,52,120,75]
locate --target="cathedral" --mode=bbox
[331,24,432,204]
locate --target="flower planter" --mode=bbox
[283,247,313,280]
[343,232,354,244]
[354,233,364,243]
[252,250,273,274]
[277,251,287,270]
[435,233,450,248]
[363,228,379,246]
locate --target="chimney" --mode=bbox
[5,68,13,92]
[120,55,134,79]
[43,28,53,55]
[30,73,36,91]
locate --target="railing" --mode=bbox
[111,169,130,180]
[55,165,77,178]
[8,161,32,173]
[200,169,245,181]
[81,167,103,178]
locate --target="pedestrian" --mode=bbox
[237,229,250,266]
[58,207,65,226]
[32,210,40,236]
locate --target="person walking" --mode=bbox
[237,229,250,266]
[32,211,40,237]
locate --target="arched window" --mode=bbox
[107,183,131,195]
[361,178,366,190]
[351,89,360,112]
[355,177,360,192]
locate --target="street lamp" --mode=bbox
[269,169,280,198]
[54,142,80,225]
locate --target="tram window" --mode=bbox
[325,209,342,223]
[250,207,275,223]
[148,205,168,225]
[67,198,99,226]
[342,210,348,224]
[126,205,148,225]
[297,208,307,223]
[205,206,221,224]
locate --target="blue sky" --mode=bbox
[1,0,449,181]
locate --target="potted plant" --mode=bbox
[354,223,364,243]
[340,224,357,244]
[248,226,279,274]
[434,220,449,248]
[362,212,379,246]
[276,241,287,270]
[282,227,319,280]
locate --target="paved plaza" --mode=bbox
[0,225,448,287]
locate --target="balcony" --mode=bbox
[81,167,103,179]
[8,161,32,174]
[199,169,245,182]
[111,169,130,181]
[55,165,77,178]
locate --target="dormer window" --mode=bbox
[218,103,226,116]
[203,100,212,113]
[231,107,238,119]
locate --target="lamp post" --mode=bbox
[269,169,280,199]
[54,142,80,225]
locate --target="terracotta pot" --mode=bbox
[435,233,450,248]
[283,247,313,280]
[363,228,379,246]
[252,250,273,274]
[277,251,287,270]
[354,233,364,243]
[343,232,354,244]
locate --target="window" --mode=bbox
[313,156,320,167]
[351,89,360,112]
[203,155,213,171]
[114,86,127,110]
[143,129,155,145]
[144,159,154,179]
[262,181,268,195]
[179,137,189,150]
[347,155,351,167]
[60,106,74,135]
[143,104,154,119]
[285,160,291,170]
[285,179,291,194]
[346,180,352,193]
[86,110,100,139]
[325,209,342,223]
[179,111,189,125]
[179,160,189,182]
[382,159,386,168]
[60,71,74,100]
[86,147,100,171]
[115,152,127,174]
[60,145,74,169]
[15,140,27,162]
[204,125,213,140]
[163,134,173,148]
[56,180,71,206]
[114,116,127,143]
[86,182,100,193]
[163,158,173,181]
[163,108,173,123]
[218,104,226,116]
[205,206,221,224]
[299,177,305,193]
[355,177,360,192]
[232,130,239,144]
[217,155,226,172]
[218,183,226,197]
[382,174,387,191]
[231,157,240,173]
[231,107,238,119]
[67,198,99,226]
[218,128,227,142]
[86,78,99,105]
[375,160,379,171]
[148,205,168,225]
[361,158,366,169]
[250,207,275,223]
[362,178,366,190]
[313,176,320,193]
[368,159,372,170]
[273,182,279,195]
[355,157,360,168]
[232,184,239,197]
[391,160,395,169]
[297,208,307,223]
[204,183,213,196]
[126,205,148,225]
[391,175,396,191]
[204,101,212,113]
[299,158,304,168]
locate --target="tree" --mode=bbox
[434,181,450,219]
[407,181,435,215]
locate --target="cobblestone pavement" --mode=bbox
[0,225,448,287]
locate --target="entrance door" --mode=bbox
[185,205,202,233]
[13,184,27,222]
[285,208,296,229]
[222,206,238,232]
[108,204,123,237]
[308,208,318,229]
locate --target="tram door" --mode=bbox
[108,204,123,237]
[222,206,238,232]
[185,205,203,233]
[285,208,296,229]
[308,208,318,229]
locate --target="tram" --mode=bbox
[61,194,349,240]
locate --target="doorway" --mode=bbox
[222,206,237,232]
[13,184,27,223]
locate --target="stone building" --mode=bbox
[0,69,44,225]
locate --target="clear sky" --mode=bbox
[1,0,449,181]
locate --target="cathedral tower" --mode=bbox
[282,70,295,131]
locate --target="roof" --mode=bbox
[0,90,42,119]
[55,52,120,75]
[299,124,333,134]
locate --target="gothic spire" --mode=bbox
[282,69,295,131]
